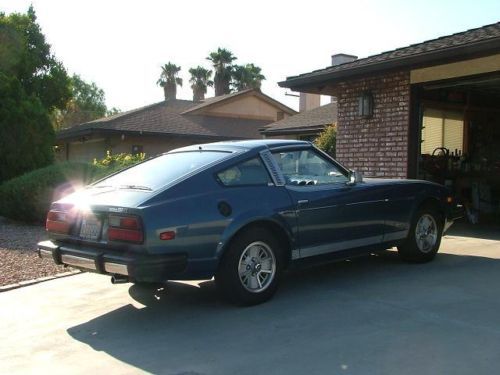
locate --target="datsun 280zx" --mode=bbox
[38,140,461,305]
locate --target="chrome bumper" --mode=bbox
[38,240,187,282]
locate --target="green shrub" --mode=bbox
[93,151,146,176]
[314,123,337,157]
[0,152,146,223]
[0,162,100,223]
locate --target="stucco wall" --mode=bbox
[58,134,206,162]
[108,134,199,157]
[203,96,290,121]
[335,70,411,178]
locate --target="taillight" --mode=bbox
[46,205,74,234]
[107,214,144,243]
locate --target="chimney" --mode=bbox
[330,54,357,102]
[331,53,358,66]
[299,93,321,112]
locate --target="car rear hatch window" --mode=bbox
[93,150,231,191]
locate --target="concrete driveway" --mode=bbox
[1,226,500,375]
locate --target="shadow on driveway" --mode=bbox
[446,221,500,241]
[67,251,500,375]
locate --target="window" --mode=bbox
[94,151,230,191]
[272,149,347,185]
[217,158,272,186]
[132,145,143,155]
[421,109,464,155]
[358,91,373,118]
[298,134,316,142]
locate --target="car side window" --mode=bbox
[272,149,348,186]
[217,157,272,186]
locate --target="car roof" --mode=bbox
[170,139,311,153]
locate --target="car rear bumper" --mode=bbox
[38,240,188,283]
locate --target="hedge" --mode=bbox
[0,162,101,223]
[0,152,146,223]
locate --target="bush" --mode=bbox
[0,162,100,223]
[0,152,146,223]
[93,151,145,176]
[314,123,337,157]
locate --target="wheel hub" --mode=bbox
[415,214,438,253]
[238,241,276,293]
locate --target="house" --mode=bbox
[261,101,337,141]
[279,22,500,220]
[55,89,296,162]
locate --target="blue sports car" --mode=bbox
[38,140,461,305]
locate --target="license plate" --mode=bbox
[79,217,102,241]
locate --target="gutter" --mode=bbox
[55,128,251,142]
[279,38,500,89]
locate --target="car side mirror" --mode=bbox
[347,170,363,185]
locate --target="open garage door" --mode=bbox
[413,73,500,223]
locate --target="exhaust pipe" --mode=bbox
[111,274,129,284]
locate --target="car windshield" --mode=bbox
[93,150,231,191]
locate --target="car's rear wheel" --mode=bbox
[398,205,443,263]
[215,227,283,306]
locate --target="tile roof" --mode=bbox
[57,98,270,140]
[262,102,337,134]
[281,22,500,87]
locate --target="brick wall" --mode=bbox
[335,70,410,178]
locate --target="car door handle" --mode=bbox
[297,199,309,205]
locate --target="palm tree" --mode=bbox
[157,62,182,100]
[189,66,213,101]
[232,64,266,91]
[207,48,236,96]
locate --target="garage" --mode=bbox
[414,71,500,223]
[279,22,500,224]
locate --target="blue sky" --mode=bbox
[2,0,499,111]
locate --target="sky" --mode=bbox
[2,0,499,112]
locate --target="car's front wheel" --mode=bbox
[216,227,283,306]
[398,206,443,263]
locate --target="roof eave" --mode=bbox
[279,38,500,90]
[55,128,250,141]
[261,125,327,135]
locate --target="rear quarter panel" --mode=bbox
[139,170,295,262]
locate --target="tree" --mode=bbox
[157,62,182,100]
[314,124,337,157]
[106,107,121,116]
[189,66,213,101]
[232,63,265,91]
[0,6,71,182]
[0,73,54,182]
[207,48,236,96]
[52,74,108,129]
[0,6,71,111]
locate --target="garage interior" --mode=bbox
[413,72,500,224]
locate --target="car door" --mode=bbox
[272,147,386,259]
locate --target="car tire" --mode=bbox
[215,227,284,306]
[398,205,443,263]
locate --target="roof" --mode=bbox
[280,22,500,89]
[56,91,286,141]
[261,102,337,135]
[182,88,297,115]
